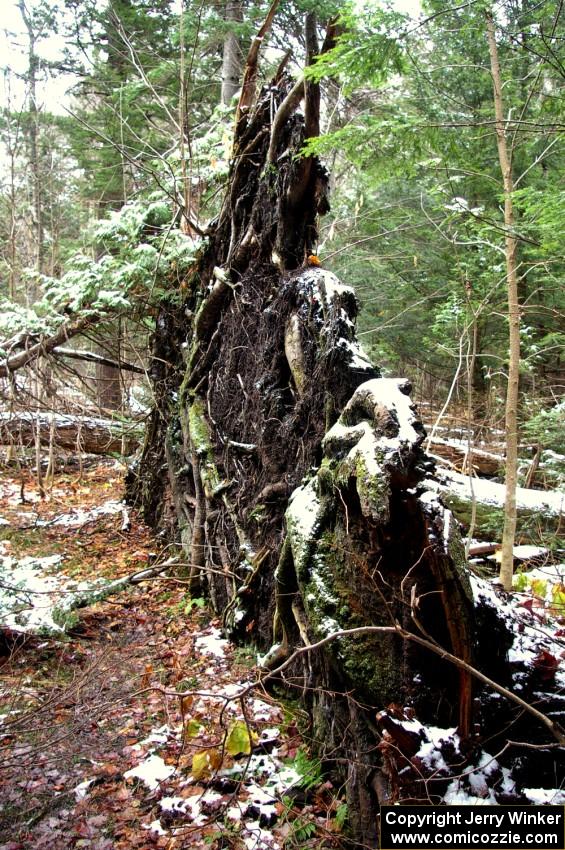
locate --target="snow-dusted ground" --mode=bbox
[471,573,565,690]
[74,621,305,849]
[0,497,124,530]
[0,542,127,633]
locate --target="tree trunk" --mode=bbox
[18,0,44,279]
[486,12,521,591]
[95,340,123,411]
[221,1,243,106]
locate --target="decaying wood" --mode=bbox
[235,0,280,124]
[428,437,504,475]
[0,412,142,456]
[468,542,499,557]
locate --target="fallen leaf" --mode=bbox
[191,748,222,779]
[225,720,251,756]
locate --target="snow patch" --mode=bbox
[523,788,565,804]
[74,778,94,800]
[47,499,123,528]
[512,545,548,560]
[160,790,223,826]
[287,481,320,542]
[124,753,175,790]
[0,550,128,634]
[336,337,374,371]
[195,627,229,658]
[144,819,167,836]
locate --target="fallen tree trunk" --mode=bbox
[127,32,564,846]
[427,467,564,537]
[428,436,504,476]
[0,412,142,456]
[0,313,101,378]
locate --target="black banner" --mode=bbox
[380,805,564,850]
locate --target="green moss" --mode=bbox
[296,524,402,703]
[353,452,389,522]
[248,504,267,525]
[340,632,399,699]
[188,398,211,456]
[52,608,80,631]
[187,398,223,498]
[317,459,335,496]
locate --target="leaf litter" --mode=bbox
[0,461,343,849]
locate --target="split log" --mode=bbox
[0,412,142,457]
[427,437,504,476]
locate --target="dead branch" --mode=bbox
[260,624,565,746]
[235,0,281,124]
[0,313,101,378]
[52,347,145,375]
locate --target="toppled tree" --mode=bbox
[128,13,564,846]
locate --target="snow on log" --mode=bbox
[427,467,564,534]
[0,412,143,456]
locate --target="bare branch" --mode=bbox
[52,347,145,375]
[0,313,101,378]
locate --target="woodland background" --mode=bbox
[0,1,564,848]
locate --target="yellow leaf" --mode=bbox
[551,583,565,612]
[191,748,222,780]
[530,578,547,599]
[225,720,251,756]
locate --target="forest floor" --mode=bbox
[0,461,345,850]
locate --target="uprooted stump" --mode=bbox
[264,377,475,838]
[277,378,474,721]
[128,66,565,848]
